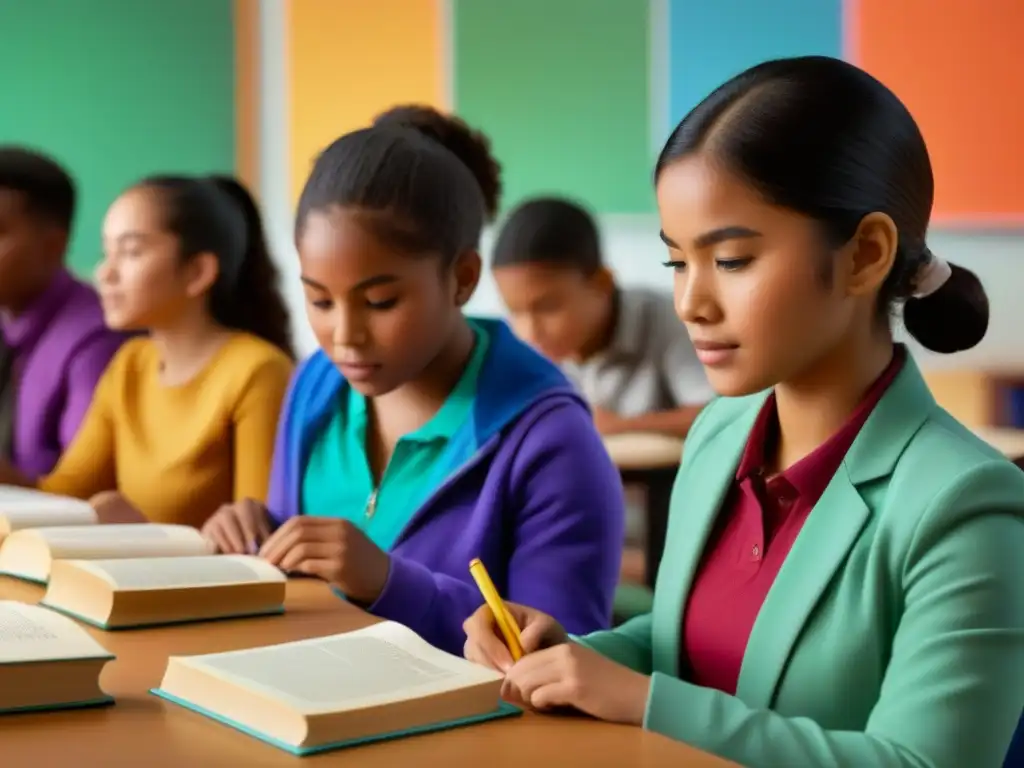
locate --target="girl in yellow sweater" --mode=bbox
[0,176,295,527]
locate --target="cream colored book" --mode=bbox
[0,524,212,583]
[0,601,114,714]
[0,486,97,542]
[42,555,287,629]
[152,621,519,755]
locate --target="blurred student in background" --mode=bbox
[203,106,624,655]
[0,175,294,528]
[0,147,126,476]
[492,197,713,438]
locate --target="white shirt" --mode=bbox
[561,287,715,416]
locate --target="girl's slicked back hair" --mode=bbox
[656,55,988,354]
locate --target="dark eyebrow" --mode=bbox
[659,230,679,248]
[660,226,763,250]
[693,226,763,250]
[300,274,400,292]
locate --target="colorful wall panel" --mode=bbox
[286,0,445,203]
[0,0,238,275]
[667,0,843,129]
[850,0,1024,226]
[453,0,653,215]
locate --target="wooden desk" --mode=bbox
[973,427,1024,461]
[0,577,732,767]
[604,434,684,588]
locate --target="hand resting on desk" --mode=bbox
[257,517,391,605]
[89,490,147,524]
[463,602,651,726]
[202,498,272,554]
[203,504,391,602]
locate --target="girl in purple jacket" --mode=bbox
[202,107,625,654]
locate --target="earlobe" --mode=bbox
[186,251,221,299]
[452,250,482,307]
[593,266,615,293]
[843,212,898,297]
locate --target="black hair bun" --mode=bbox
[903,262,988,353]
[373,105,502,220]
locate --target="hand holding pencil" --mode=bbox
[465,558,569,672]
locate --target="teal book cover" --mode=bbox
[0,571,46,585]
[151,688,521,756]
[0,696,114,716]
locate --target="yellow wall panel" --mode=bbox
[287,0,445,203]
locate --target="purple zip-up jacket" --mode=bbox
[266,318,625,654]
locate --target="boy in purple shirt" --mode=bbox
[0,147,125,476]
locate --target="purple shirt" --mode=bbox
[0,269,126,477]
[266,319,625,654]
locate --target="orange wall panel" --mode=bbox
[234,0,259,192]
[287,0,445,203]
[851,0,1024,225]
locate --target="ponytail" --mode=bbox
[205,176,295,359]
[137,175,295,360]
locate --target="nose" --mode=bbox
[330,304,368,349]
[673,265,721,325]
[515,314,546,347]
[94,257,115,286]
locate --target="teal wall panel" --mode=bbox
[454,0,653,215]
[0,0,236,275]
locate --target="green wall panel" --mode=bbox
[0,0,236,275]
[454,0,653,215]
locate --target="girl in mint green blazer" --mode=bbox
[464,56,1024,768]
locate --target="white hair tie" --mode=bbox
[911,250,952,298]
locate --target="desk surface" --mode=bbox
[604,433,685,471]
[974,427,1024,460]
[605,426,1024,468]
[0,577,733,767]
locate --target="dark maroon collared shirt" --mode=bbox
[680,348,905,695]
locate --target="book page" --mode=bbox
[186,621,501,715]
[36,524,211,559]
[0,486,83,505]
[73,555,285,590]
[0,601,111,662]
[0,486,97,530]
[0,505,98,531]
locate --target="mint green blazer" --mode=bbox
[580,357,1024,767]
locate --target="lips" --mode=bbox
[334,361,382,382]
[691,340,739,367]
[691,340,738,352]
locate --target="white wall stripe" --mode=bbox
[258,0,317,356]
[440,0,456,111]
[648,0,671,156]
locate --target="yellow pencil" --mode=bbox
[468,558,524,661]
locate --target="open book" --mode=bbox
[0,601,114,714]
[152,620,519,755]
[42,555,287,629]
[0,524,213,583]
[0,485,97,542]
